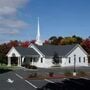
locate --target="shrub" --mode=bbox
[21,64,37,69]
[78,71,87,76]
[29,65,37,69]
[28,72,38,78]
[49,72,54,77]
[21,64,30,68]
[64,71,72,76]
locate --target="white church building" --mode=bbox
[6,18,88,68]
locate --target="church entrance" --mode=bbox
[11,57,18,66]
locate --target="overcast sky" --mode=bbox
[0,0,90,43]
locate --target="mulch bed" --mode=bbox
[24,73,90,80]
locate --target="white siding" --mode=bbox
[62,47,88,67]
[61,58,67,67]
[7,47,21,57]
[43,58,54,68]
[32,58,53,68]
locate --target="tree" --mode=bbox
[30,40,36,44]
[57,36,63,45]
[0,43,9,64]
[21,41,30,48]
[43,40,49,45]
[53,52,59,64]
[81,39,90,54]
[72,35,83,44]
[60,37,77,45]
[7,40,19,47]
[49,36,57,45]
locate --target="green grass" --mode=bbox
[0,63,20,70]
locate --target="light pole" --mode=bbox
[73,54,76,76]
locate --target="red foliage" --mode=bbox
[44,40,49,44]
[7,40,19,48]
[30,40,36,44]
[21,41,30,48]
[81,39,90,54]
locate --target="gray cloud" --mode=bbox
[0,18,29,29]
[0,28,19,35]
[0,0,30,35]
[0,0,28,15]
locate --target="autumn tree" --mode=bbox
[81,39,90,54]
[21,41,30,48]
[49,36,58,45]
[43,40,50,45]
[60,37,77,45]
[49,36,63,45]
[72,35,83,44]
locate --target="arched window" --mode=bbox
[12,53,16,57]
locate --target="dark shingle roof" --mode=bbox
[35,44,77,57]
[15,47,39,57]
[15,44,78,57]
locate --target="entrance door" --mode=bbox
[11,57,18,66]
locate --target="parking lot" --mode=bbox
[0,67,90,90]
[0,69,64,90]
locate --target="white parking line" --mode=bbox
[15,73,23,79]
[44,79,55,83]
[80,77,88,80]
[25,80,38,89]
[15,73,38,89]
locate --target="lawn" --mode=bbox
[0,63,19,74]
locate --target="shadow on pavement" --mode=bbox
[0,68,12,74]
[37,78,90,90]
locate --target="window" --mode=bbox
[30,57,32,62]
[12,53,16,57]
[83,57,85,62]
[69,57,71,63]
[41,58,43,63]
[79,57,81,63]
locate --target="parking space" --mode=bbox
[14,69,31,78]
[28,79,48,88]
[0,71,36,90]
[0,69,65,90]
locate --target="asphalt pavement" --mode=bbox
[0,67,90,90]
[0,69,63,90]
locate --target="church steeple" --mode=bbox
[35,17,43,45]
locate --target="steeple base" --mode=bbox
[35,40,43,46]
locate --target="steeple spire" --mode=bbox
[35,17,42,45]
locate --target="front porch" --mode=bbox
[7,56,22,67]
[7,56,39,67]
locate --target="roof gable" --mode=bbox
[66,44,88,56]
[6,47,21,57]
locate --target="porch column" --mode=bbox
[22,57,25,64]
[18,57,21,67]
[7,57,11,66]
[19,57,21,66]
